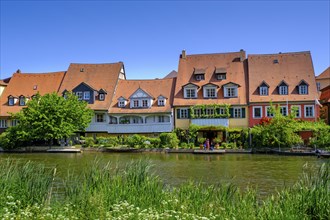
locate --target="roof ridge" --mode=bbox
[248,51,310,57]
[186,51,242,57]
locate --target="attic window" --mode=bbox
[8,96,14,106]
[194,68,205,81]
[273,59,279,64]
[99,93,105,101]
[80,68,84,72]
[33,85,37,90]
[19,96,26,106]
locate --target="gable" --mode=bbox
[72,82,96,92]
[259,81,270,88]
[222,82,241,88]
[129,88,153,99]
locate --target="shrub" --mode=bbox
[147,137,161,148]
[83,137,95,148]
[126,134,145,148]
[159,132,179,148]
[180,142,188,149]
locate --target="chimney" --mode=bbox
[239,49,245,62]
[16,69,21,73]
[181,50,186,59]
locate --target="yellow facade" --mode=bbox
[229,118,248,128]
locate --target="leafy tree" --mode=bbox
[4,92,93,148]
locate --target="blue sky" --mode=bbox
[1,0,329,79]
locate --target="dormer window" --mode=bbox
[278,81,288,95]
[259,81,270,96]
[215,68,227,80]
[19,95,26,106]
[99,93,105,101]
[8,96,15,106]
[118,97,127,108]
[194,68,205,81]
[183,83,199,99]
[129,88,153,109]
[223,82,240,98]
[298,80,309,95]
[83,91,90,100]
[157,95,167,106]
[76,92,83,100]
[203,83,218,98]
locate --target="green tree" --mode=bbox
[4,92,93,148]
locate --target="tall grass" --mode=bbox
[0,158,329,219]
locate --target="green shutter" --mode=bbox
[188,109,191,119]
[177,109,181,119]
[229,108,233,118]
[242,108,246,118]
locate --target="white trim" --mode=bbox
[224,86,238,98]
[280,106,288,116]
[0,119,7,128]
[83,91,90,100]
[203,85,217,98]
[304,105,315,118]
[252,106,263,118]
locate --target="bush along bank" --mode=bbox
[0,159,329,219]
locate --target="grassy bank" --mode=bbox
[0,159,329,219]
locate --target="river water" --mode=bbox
[0,152,325,196]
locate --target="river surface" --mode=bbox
[0,152,325,196]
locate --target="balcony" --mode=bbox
[85,122,173,133]
[191,118,229,127]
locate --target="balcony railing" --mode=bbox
[86,122,173,133]
[191,118,229,127]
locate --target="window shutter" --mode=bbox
[188,109,191,119]
[242,108,246,118]
[229,108,233,118]
[177,109,181,119]
[216,108,220,114]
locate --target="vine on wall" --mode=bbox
[190,104,231,119]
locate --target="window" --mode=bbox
[118,101,126,108]
[195,74,205,81]
[279,86,288,95]
[259,87,268,96]
[205,108,214,116]
[280,106,288,116]
[216,74,226,80]
[11,119,19,127]
[316,82,321,91]
[83,91,90,100]
[233,108,242,118]
[8,97,14,106]
[0,119,7,128]
[19,96,25,106]
[219,107,225,115]
[291,105,301,118]
[142,99,148,108]
[132,117,142,124]
[159,116,165,123]
[224,87,237,98]
[266,106,274,117]
[96,114,105,122]
[180,109,189,119]
[304,105,314,118]
[299,85,308,95]
[253,106,262,118]
[185,88,197,98]
[204,88,216,98]
[133,100,139,108]
[158,99,165,106]
[194,108,202,118]
[76,92,83,100]
[99,94,105,101]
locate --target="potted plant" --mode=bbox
[213,138,221,149]
[197,137,206,149]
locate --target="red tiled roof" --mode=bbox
[316,67,330,80]
[173,51,247,106]
[0,71,65,116]
[320,85,330,103]
[164,70,178,79]
[248,51,318,103]
[58,63,124,111]
[110,78,176,114]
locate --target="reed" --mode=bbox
[0,158,329,219]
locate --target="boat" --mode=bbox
[271,149,315,156]
[316,152,330,159]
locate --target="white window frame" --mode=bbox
[233,107,242,118]
[118,101,126,108]
[259,86,268,96]
[316,82,321,91]
[205,108,214,116]
[83,91,90,100]
[133,100,139,108]
[194,108,202,118]
[19,96,25,106]
[304,105,314,118]
[203,86,217,98]
[219,107,225,115]
[224,86,238,98]
[76,92,83,100]
[180,108,189,119]
[266,106,274,118]
[95,114,105,123]
[0,119,7,128]
[11,119,19,127]
[184,88,197,98]
[299,85,308,95]
[195,74,205,81]
[158,99,165,106]
[158,116,165,123]
[216,74,226,80]
[142,99,149,108]
[132,116,142,124]
[99,93,105,101]
[291,105,301,118]
[280,106,288,116]
[279,86,288,95]
[253,106,263,119]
